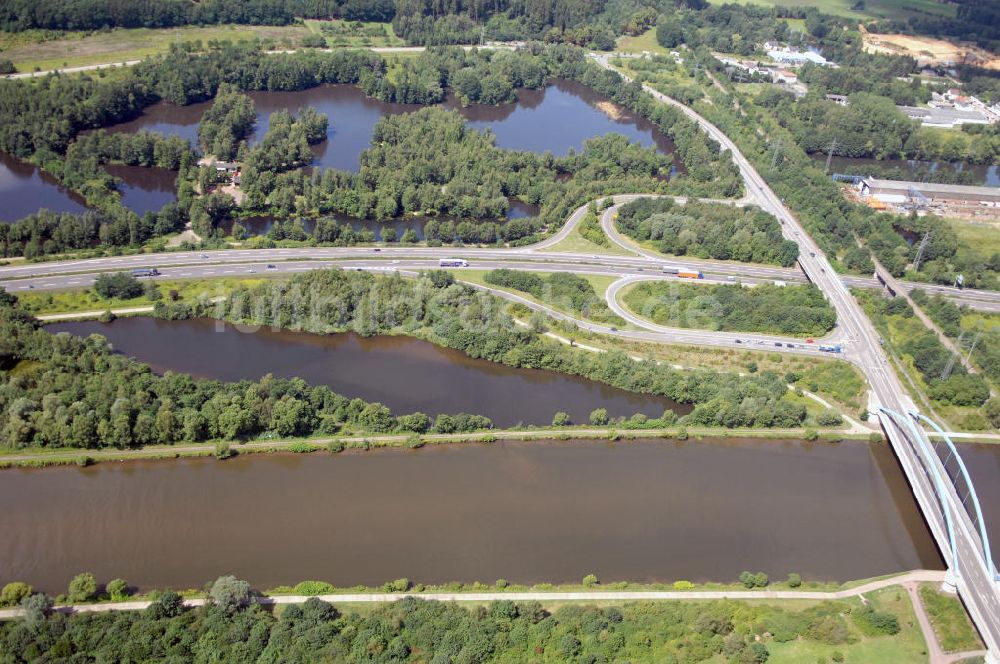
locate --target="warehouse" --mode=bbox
[857,177,1000,210]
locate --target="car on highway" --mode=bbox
[248,267,256,273]
[373,248,381,252]
[806,338,814,344]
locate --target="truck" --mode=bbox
[819,344,842,353]
[677,270,703,279]
[662,267,679,275]
[131,268,160,277]
[439,258,468,268]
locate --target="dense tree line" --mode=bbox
[911,289,1000,385]
[0,0,357,32]
[622,281,837,337]
[0,288,491,450]
[756,88,1000,164]
[184,269,812,429]
[198,84,257,161]
[0,586,905,663]
[860,291,990,409]
[615,198,799,266]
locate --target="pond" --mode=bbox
[46,316,686,427]
[104,164,177,216]
[0,152,89,222]
[105,79,679,172]
[0,437,945,593]
[233,199,540,239]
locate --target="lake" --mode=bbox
[105,79,678,172]
[46,317,687,427]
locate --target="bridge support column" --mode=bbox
[940,568,958,594]
[984,649,1000,664]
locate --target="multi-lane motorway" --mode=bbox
[2,51,998,660]
[590,54,1000,661]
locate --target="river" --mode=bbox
[0,437,948,593]
[811,153,1000,187]
[46,317,687,427]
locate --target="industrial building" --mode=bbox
[857,177,1000,210]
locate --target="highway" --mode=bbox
[3,49,998,659]
[590,54,1000,660]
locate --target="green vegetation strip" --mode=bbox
[0,575,933,663]
[918,583,985,653]
[620,280,837,337]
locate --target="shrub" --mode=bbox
[145,590,184,619]
[20,593,53,625]
[94,272,144,300]
[589,408,608,425]
[106,579,130,601]
[854,605,900,635]
[739,571,768,588]
[673,580,695,590]
[552,411,571,426]
[210,576,252,613]
[214,442,234,459]
[804,428,819,441]
[582,574,598,587]
[384,578,409,592]
[68,572,97,603]
[816,409,843,426]
[293,581,334,596]
[787,573,802,588]
[327,440,345,453]
[0,582,32,607]
[288,441,317,453]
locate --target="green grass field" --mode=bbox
[13,276,278,316]
[948,218,1000,261]
[458,269,632,328]
[304,19,404,48]
[615,29,667,55]
[918,583,984,653]
[706,0,954,21]
[0,24,313,72]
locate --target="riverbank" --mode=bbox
[0,426,880,469]
[0,570,946,621]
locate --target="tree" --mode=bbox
[106,579,130,601]
[552,411,570,426]
[589,408,608,425]
[210,576,251,613]
[582,574,598,587]
[0,582,32,607]
[20,593,53,626]
[68,572,97,602]
[146,590,184,619]
[984,398,1000,428]
[93,272,144,299]
[786,573,801,588]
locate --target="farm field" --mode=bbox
[0,24,313,72]
[707,0,953,21]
